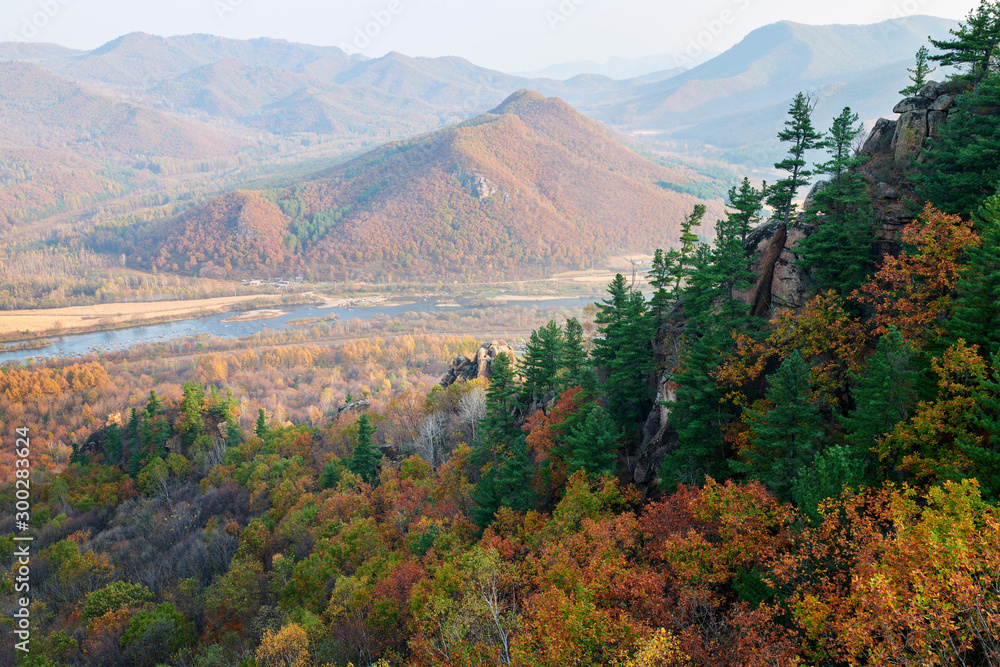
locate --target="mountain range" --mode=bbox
[0,15,962,280]
[1,15,958,166]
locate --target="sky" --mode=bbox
[0,0,980,72]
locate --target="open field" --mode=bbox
[0,293,288,339]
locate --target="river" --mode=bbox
[0,296,597,365]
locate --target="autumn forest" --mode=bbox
[4,2,1000,666]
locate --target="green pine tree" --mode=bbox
[960,357,1000,499]
[105,422,123,466]
[767,92,827,227]
[592,275,657,431]
[660,324,734,487]
[559,403,622,476]
[145,389,162,417]
[472,436,534,528]
[730,350,824,501]
[949,192,1000,358]
[648,248,677,321]
[320,459,344,490]
[179,382,205,448]
[900,46,936,95]
[915,72,1000,215]
[793,445,870,520]
[671,205,707,292]
[127,446,145,479]
[255,408,269,439]
[798,107,876,294]
[929,0,1000,83]
[562,318,588,388]
[840,329,917,472]
[474,351,521,469]
[521,321,564,400]
[347,413,380,484]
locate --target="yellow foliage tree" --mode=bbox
[255,623,311,667]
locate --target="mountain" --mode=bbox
[583,16,960,162]
[0,61,246,226]
[0,61,243,159]
[516,52,716,80]
[140,91,725,280]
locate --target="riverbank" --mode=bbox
[0,294,300,342]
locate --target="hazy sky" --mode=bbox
[0,0,979,72]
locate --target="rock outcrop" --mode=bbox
[734,217,817,317]
[337,399,371,415]
[860,79,964,253]
[440,340,517,387]
[454,169,500,201]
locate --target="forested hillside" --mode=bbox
[4,3,1000,666]
[125,90,724,281]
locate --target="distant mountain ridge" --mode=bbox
[0,16,961,167]
[580,16,960,162]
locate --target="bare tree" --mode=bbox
[415,411,447,468]
[457,386,487,444]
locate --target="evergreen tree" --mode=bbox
[659,190,763,488]
[841,329,917,470]
[730,351,824,501]
[767,92,827,227]
[179,382,205,448]
[347,413,380,484]
[592,275,657,431]
[472,436,534,528]
[146,390,162,417]
[915,73,1000,215]
[128,446,145,479]
[562,318,588,388]
[712,180,766,305]
[128,407,139,443]
[255,409,269,439]
[659,324,734,487]
[521,321,564,400]
[475,352,521,468]
[901,46,936,95]
[726,177,767,246]
[106,422,123,466]
[949,192,1000,358]
[929,0,1000,83]
[559,404,622,476]
[648,248,677,320]
[671,205,707,292]
[320,459,343,490]
[809,107,870,218]
[226,420,242,448]
[793,445,870,519]
[798,107,876,294]
[961,356,1000,499]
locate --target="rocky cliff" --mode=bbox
[440,340,517,387]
